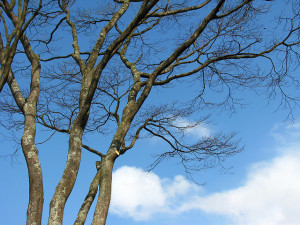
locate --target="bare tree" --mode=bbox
[1,0,299,225]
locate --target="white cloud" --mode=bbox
[111,150,300,224]
[110,166,166,220]
[179,149,300,225]
[110,166,202,221]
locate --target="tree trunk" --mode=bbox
[22,111,44,225]
[91,155,116,225]
[48,69,92,224]
[74,168,101,225]
[48,125,83,225]
[18,57,43,225]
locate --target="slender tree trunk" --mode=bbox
[74,168,101,225]
[91,155,116,225]
[8,56,44,225]
[22,108,44,225]
[25,58,44,225]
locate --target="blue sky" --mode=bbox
[1,1,300,225]
[2,86,300,225]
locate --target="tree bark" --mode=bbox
[22,112,44,225]
[91,154,116,225]
[23,58,44,225]
[7,55,44,225]
[48,124,84,225]
[48,67,92,224]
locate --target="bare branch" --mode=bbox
[82,144,105,158]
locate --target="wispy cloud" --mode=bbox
[173,118,211,138]
[271,122,300,145]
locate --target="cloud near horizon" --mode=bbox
[178,149,300,225]
[110,137,300,224]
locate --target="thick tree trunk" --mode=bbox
[48,69,92,224]
[91,155,115,225]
